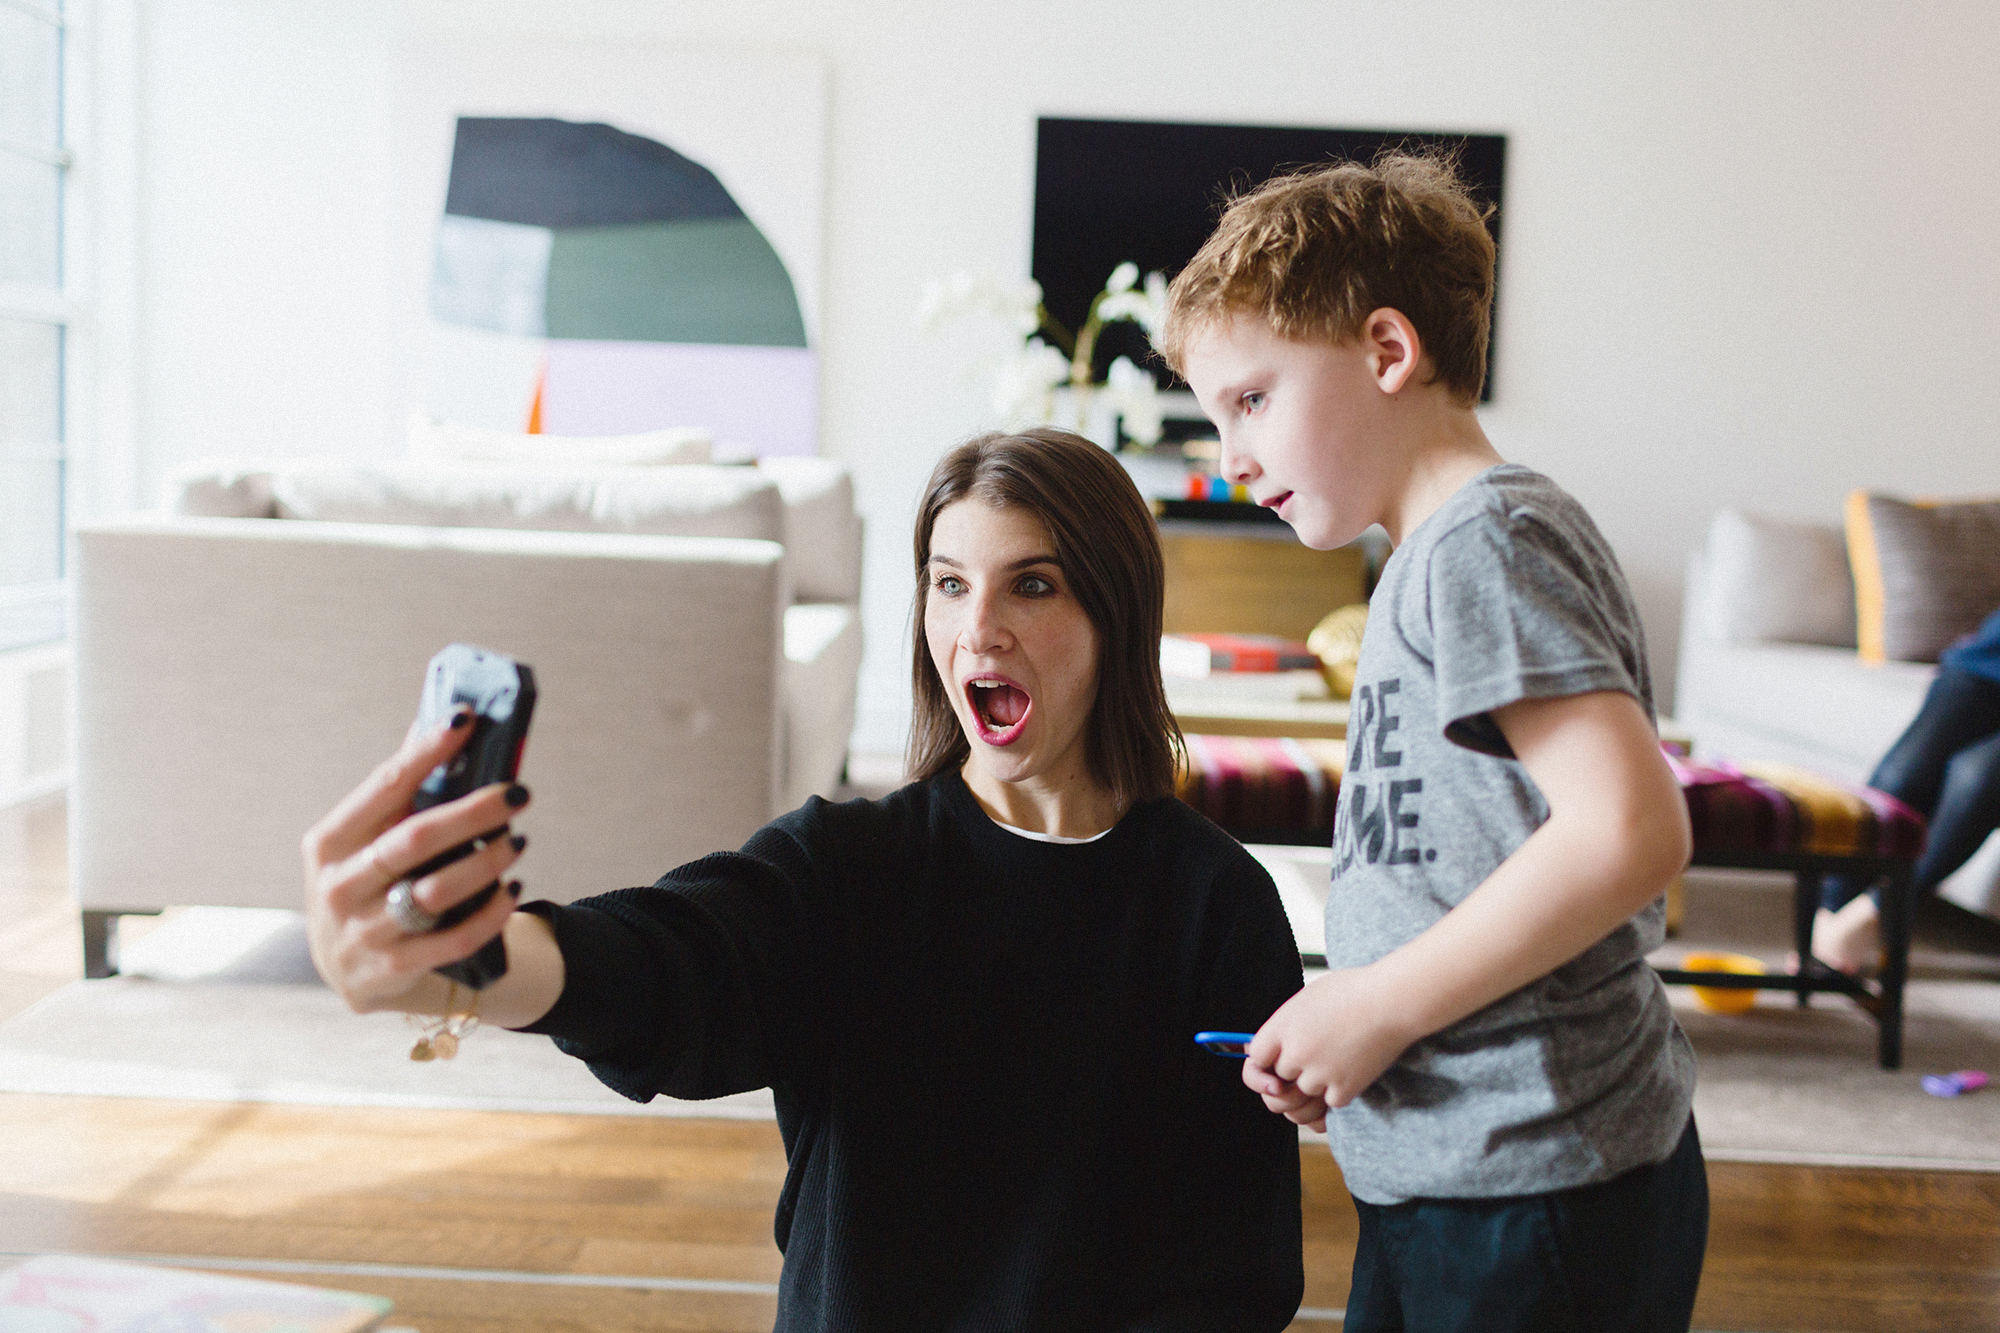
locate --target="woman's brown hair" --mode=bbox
[906,427,1182,805]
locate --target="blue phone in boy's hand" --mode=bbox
[1194,1031,1256,1058]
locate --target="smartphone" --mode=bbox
[406,643,537,989]
[1194,1031,1256,1058]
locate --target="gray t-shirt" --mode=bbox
[1324,463,1695,1205]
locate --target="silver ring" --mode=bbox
[385,881,439,934]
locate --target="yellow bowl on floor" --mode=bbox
[1680,951,1766,1014]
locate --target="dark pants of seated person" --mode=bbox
[1820,667,2000,913]
[1343,1117,1708,1333]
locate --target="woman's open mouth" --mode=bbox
[966,675,1032,746]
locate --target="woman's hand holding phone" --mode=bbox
[302,710,541,1020]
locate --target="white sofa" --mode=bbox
[70,457,864,974]
[1675,508,2000,920]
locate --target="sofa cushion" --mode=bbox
[1700,509,1856,647]
[1847,491,2000,663]
[758,456,862,602]
[1676,638,1936,780]
[270,462,784,544]
[408,414,713,466]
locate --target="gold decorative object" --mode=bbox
[1306,603,1369,700]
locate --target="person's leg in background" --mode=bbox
[1814,669,2000,969]
[1910,729,2000,893]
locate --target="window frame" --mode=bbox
[0,0,71,653]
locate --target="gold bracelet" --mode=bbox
[407,980,481,1062]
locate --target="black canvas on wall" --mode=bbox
[1032,117,1506,401]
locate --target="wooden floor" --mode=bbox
[5,794,2000,1331]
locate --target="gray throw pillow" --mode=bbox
[1847,492,2000,663]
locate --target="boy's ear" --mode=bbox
[1361,308,1423,395]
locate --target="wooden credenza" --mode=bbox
[1158,519,1370,641]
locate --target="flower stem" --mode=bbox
[1070,291,1108,387]
[1035,304,1077,359]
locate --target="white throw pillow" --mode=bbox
[271,461,784,544]
[757,456,862,603]
[166,464,277,518]
[1701,509,1857,647]
[408,413,713,467]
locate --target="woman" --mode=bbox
[1814,604,2000,972]
[304,428,1305,1330]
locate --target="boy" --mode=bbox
[1162,153,1706,1332]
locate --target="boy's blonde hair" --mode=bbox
[1160,151,1496,404]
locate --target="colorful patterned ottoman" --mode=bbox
[1178,733,1927,1068]
[1655,753,1926,1069]
[1176,733,1346,847]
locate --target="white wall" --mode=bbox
[108,0,2000,757]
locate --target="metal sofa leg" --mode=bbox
[80,909,161,980]
[82,911,119,979]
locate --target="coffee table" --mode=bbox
[1245,842,1332,969]
[1165,672,1349,741]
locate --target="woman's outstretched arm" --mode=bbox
[301,707,565,1029]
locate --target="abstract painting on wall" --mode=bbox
[399,43,825,456]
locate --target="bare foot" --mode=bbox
[1810,897,1881,975]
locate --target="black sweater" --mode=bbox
[520,771,1304,1331]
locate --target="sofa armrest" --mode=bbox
[781,603,864,810]
[72,516,787,915]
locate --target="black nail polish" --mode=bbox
[450,709,474,730]
[507,879,523,898]
[509,833,527,852]
[504,784,529,808]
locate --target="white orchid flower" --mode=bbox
[919,270,982,331]
[1106,261,1140,294]
[1140,270,1168,339]
[990,338,1072,426]
[1006,279,1045,335]
[1105,355,1164,446]
[1095,268,1168,340]
[921,271,1048,339]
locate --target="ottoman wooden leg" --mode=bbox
[1877,867,1912,1070]
[1793,870,1821,1008]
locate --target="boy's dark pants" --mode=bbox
[1343,1117,1708,1333]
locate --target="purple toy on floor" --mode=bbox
[1921,1070,1989,1098]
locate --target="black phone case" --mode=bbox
[408,644,536,989]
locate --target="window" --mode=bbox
[0,0,69,651]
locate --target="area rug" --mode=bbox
[1654,867,2000,1171]
[5,870,1999,1171]
[0,907,773,1119]
[1255,849,2000,1171]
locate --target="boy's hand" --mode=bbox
[1244,966,1417,1117]
[1238,690,1692,1131]
[1242,1066,1329,1133]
